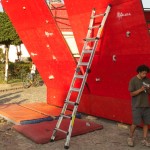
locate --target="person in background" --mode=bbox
[127,64,150,147]
[30,62,36,81]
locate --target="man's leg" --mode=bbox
[31,73,34,81]
[143,124,148,139]
[130,124,137,138]
[141,124,150,146]
[141,108,150,147]
[127,124,136,147]
[127,107,141,147]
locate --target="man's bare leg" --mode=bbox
[143,124,148,139]
[141,124,150,147]
[127,124,136,147]
[130,124,136,138]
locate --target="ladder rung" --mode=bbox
[66,101,79,106]
[74,74,84,79]
[71,87,80,92]
[89,25,100,29]
[91,13,105,18]
[84,38,97,41]
[55,128,68,134]
[65,100,75,105]
[61,114,71,119]
[83,50,93,54]
[78,62,89,66]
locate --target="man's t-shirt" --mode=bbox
[128,76,150,108]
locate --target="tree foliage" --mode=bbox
[0,48,5,63]
[0,12,22,47]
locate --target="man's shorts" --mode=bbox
[132,107,150,125]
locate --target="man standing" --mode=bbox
[30,62,36,81]
[128,64,150,147]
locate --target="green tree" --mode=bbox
[0,12,22,46]
[0,48,5,63]
[0,12,22,82]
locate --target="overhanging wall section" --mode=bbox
[2,0,76,106]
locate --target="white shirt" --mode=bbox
[31,64,36,74]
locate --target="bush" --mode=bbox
[0,62,40,83]
[0,64,5,83]
[8,62,31,79]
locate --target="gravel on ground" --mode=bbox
[0,85,149,150]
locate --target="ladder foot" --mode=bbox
[64,145,69,149]
[50,139,54,142]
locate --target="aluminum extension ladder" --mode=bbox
[50,4,111,149]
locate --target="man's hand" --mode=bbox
[130,86,146,96]
[141,86,147,91]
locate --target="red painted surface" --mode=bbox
[144,11,150,21]
[0,104,47,124]
[20,103,72,117]
[2,0,150,124]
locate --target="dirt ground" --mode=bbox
[0,85,150,150]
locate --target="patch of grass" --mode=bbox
[7,78,22,84]
[0,80,6,84]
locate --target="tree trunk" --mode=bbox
[4,46,9,82]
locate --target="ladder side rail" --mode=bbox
[50,5,112,149]
[51,100,71,141]
[75,74,88,104]
[63,42,99,149]
[65,43,88,102]
[51,101,71,141]
[64,105,79,148]
[63,7,111,144]
[64,42,95,147]
[64,41,88,105]
[86,9,96,38]
[97,5,111,38]
[64,41,88,102]
[65,91,72,102]
[76,42,89,65]
[85,41,99,69]
[76,40,99,78]
[51,116,64,140]
[64,6,111,145]
[64,42,99,147]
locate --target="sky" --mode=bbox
[0,0,149,12]
[0,2,3,12]
[142,0,150,8]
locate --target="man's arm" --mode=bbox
[130,86,146,96]
[146,79,150,94]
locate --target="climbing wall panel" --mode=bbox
[64,0,150,123]
[2,0,76,105]
[2,0,150,124]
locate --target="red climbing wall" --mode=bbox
[2,0,150,124]
[64,0,150,124]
